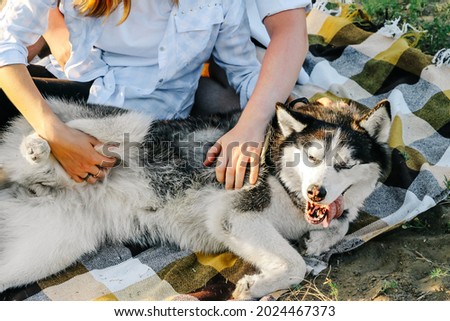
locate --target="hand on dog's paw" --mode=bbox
[21,134,51,164]
[232,274,259,300]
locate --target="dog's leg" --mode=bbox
[215,214,306,300]
[305,219,350,256]
[0,223,96,291]
[0,196,99,291]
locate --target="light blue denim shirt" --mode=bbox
[0,0,261,119]
[252,0,311,19]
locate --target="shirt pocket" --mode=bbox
[174,4,224,32]
[174,4,224,65]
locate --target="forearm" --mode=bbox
[0,64,62,138]
[240,8,308,125]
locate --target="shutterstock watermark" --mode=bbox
[98,132,348,169]
[285,141,348,169]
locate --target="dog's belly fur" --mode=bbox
[0,98,391,299]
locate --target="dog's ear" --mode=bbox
[276,102,308,137]
[358,99,392,143]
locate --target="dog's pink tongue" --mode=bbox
[322,196,344,228]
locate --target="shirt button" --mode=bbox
[158,79,164,83]
[159,46,165,51]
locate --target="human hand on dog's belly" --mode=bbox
[305,195,344,228]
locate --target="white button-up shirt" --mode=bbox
[0,0,261,119]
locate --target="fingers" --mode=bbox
[74,162,109,184]
[72,175,85,183]
[91,139,116,168]
[89,165,107,180]
[248,147,260,186]
[215,145,227,185]
[234,145,260,189]
[214,142,261,190]
[203,142,222,167]
[204,141,228,185]
[233,155,247,190]
[79,166,108,185]
[83,174,98,185]
[76,138,115,184]
[72,156,110,184]
[225,163,236,190]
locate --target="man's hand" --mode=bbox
[204,122,265,190]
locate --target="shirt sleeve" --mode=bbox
[255,0,312,20]
[212,0,261,108]
[0,0,57,66]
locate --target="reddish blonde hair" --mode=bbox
[74,0,179,24]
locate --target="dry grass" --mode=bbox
[281,267,339,301]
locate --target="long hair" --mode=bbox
[74,0,179,24]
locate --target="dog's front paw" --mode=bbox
[306,241,329,256]
[305,237,329,257]
[233,274,259,300]
[233,271,303,300]
[305,222,349,257]
[21,134,51,164]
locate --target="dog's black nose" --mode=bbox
[307,184,327,202]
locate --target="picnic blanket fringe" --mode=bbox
[313,1,343,16]
[432,48,450,67]
[377,16,425,48]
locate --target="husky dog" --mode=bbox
[0,98,391,299]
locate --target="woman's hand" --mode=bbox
[204,118,266,190]
[44,122,116,183]
[1,61,114,184]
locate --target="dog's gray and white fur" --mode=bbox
[0,98,391,299]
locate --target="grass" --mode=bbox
[323,277,339,300]
[282,268,340,301]
[430,267,449,279]
[401,217,429,230]
[381,280,399,292]
[353,0,450,55]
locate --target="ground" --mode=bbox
[283,201,450,301]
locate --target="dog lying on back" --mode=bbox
[0,98,391,299]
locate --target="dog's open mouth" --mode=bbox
[305,195,344,227]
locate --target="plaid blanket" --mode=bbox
[2,5,449,301]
